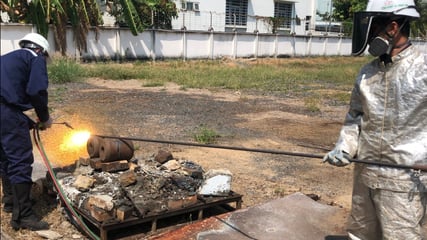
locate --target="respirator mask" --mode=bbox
[368,33,394,57]
[367,18,408,57]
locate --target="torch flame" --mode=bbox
[60,130,91,151]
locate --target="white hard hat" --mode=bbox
[366,0,420,18]
[19,33,50,55]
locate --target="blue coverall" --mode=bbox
[0,48,50,184]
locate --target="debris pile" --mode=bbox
[52,136,235,224]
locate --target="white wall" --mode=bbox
[1,24,355,60]
[2,23,425,60]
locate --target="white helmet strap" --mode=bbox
[21,41,47,56]
[22,42,42,50]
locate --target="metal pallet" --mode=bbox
[73,192,243,240]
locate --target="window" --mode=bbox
[225,0,248,26]
[181,1,200,11]
[274,1,293,29]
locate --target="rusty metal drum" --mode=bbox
[87,136,103,158]
[99,138,134,162]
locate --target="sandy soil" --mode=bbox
[1,78,354,239]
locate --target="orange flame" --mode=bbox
[60,130,91,151]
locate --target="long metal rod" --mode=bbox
[95,134,325,158]
[94,134,427,171]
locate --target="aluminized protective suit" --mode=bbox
[334,45,427,239]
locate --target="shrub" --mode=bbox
[48,57,83,83]
[193,126,220,144]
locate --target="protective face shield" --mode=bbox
[352,12,377,56]
[351,0,420,56]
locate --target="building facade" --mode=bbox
[170,0,338,35]
[97,0,339,36]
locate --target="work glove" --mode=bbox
[323,148,352,167]
[24,115,36,130]
[37,117,53,130]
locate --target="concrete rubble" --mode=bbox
[52,149,234,223]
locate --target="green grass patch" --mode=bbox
[304,95,321,112]
[48,57,84,83]
[57,56,369,103]
[193,125,220,144]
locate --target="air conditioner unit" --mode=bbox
[194,3,200,11]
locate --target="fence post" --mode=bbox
[337,36,342,56]
[209,31,214,59]
[322,37,328,56]
[151,29,156,61]
[305,35,312,56]
[254,31,259,58]
[115,27,121,62]
[291,35,296,57]
[274,34,278,58]
[75,28,80,61]
[232,31,237,59]
[182,29,187,61]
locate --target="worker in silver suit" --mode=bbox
[323,0,427,239]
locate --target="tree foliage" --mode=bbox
[107,0,178,34]
[413,0,427,38]
[0,0,178,54]
[332,0,367,22]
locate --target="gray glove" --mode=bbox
[323,148,351,167]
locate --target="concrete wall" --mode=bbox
[1,24,354,60]
[1,24,426,60]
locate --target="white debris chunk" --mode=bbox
[59,178,81,203]
[36,230,62,239]
[198,169,232,196]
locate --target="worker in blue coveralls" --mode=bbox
[1,32,53,231]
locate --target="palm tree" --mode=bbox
[0,0,103,55]
[0,0,177,55]
[107,0,177,33]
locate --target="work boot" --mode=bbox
[1,177,13,213]
[11,183,49,231]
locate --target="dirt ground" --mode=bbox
[1,78,354,239]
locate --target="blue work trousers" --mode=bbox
[0,104,34,184]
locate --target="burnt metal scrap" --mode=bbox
[56,155,204,223]
[51,136,237,228]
